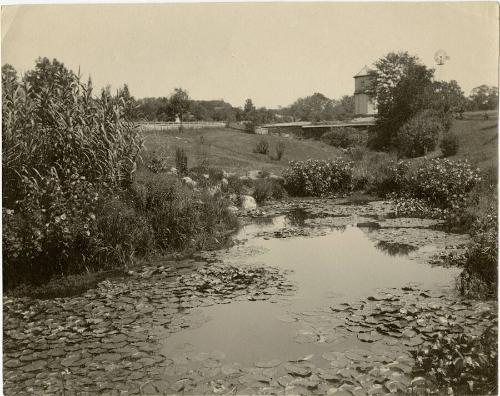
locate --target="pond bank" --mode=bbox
[3,199,497,395]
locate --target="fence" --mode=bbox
[138,121,226,131]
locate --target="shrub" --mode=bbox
[253,179,286,203]
[440,131,459,157]
[273,141,286,160]
[282,159,353,197]
[253,138,269,154]
[396,110,443,158]
[2,59,143,287]
[175,147,188,175]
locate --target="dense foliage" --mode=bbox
[2,58,142,286]
[396,110,443,158]
[283,159,353,197]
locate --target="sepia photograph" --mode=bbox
[1,2,499,395]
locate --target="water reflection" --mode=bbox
[163,223,459,365]
[376,240,418,256]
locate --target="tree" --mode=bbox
[169,88,190,125]
[288,92,336,122]
[469,85,498,111]
[244,98,256,116]
[332,95,355,120]
[371,51,435,149]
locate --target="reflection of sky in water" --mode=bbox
[162,219,460,366]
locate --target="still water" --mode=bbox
[161,215,460,366]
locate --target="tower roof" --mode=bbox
[354,65,374,78]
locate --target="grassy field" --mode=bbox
[139,127,342,175]
[139,112,498,176]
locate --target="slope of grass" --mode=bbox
[447,116,498,171]
[139,127,343,175]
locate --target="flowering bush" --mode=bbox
[282,159,354,197]
[393,159,481,216]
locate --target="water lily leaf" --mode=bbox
[255,359,282,368]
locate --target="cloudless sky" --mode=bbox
[2,2,498,108]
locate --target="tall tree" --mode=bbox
[244,98,256,115]
[169,88,190,125]
[371,51,434,149]
[469,85,498,111]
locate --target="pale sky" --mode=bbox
[1,2,498,108]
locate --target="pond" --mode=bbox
[161,213,460,369]
[4,204,496,395]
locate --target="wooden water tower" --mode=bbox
[353,66,377,116]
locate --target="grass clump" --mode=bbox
[253,138,269,154]
[253,179,286,203]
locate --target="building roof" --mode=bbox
[354,65,375,78]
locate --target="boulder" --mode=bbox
[247,170,263,180]
[181,177,197,188]
[240,195,257,210]
[227,205,239,214]
[169,167,178,175]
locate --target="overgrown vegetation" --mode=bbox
[2,59,237,289]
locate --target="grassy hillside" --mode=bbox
[447,115,498,171]
[139,127,342,175]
